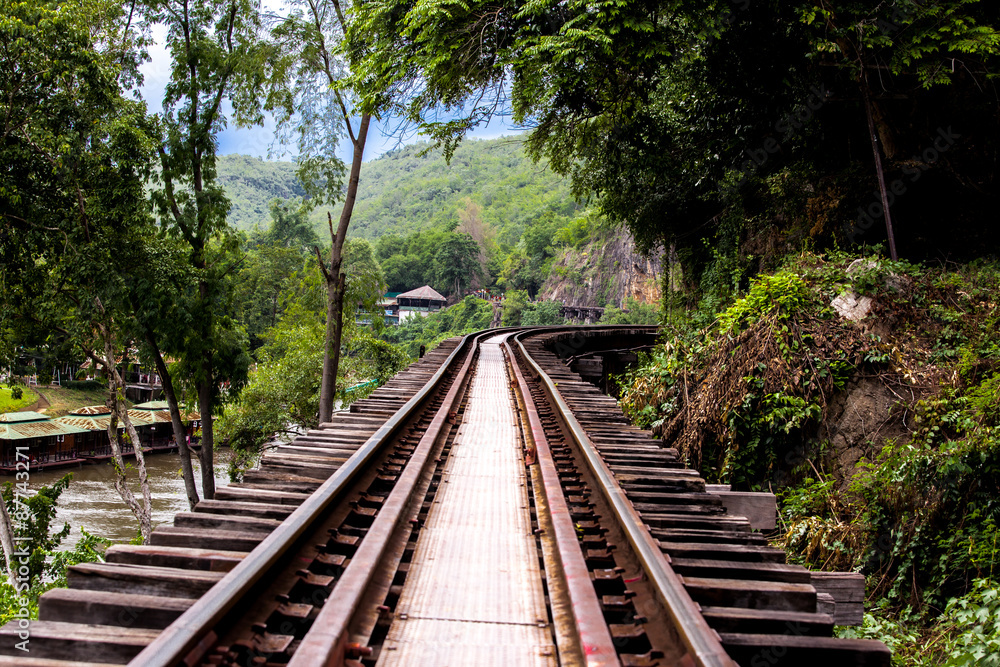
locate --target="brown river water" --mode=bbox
[24,449,233,551]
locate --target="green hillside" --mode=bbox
[217,154,305,231]
[216,137,579,245]
[345,137,578,247]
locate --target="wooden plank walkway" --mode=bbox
[377,335,556,666]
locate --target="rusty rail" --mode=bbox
[513,330,737,667]
[128,332,478,667]
[287,330,482,665]
[502,336,620,666]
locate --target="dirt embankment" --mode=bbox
[23,390,51,413]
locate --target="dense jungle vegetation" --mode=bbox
[2,0,999,660]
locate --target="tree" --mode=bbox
[351,0,1000,273]
[0,0,208,525]
[599,298,661,325]
[432,233,482,297]
[455,197,493,280]
[381,253,424,292]
[522,300,563,326]
[218,237,388,458]
[270,0,378,423]
[90,301,153,544]
[147,0,268,500]
[501,289,531,327]
[1,475,72,585]
[260,198,318,250]
[237,200,317,351]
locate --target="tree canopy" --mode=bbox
[350,0,1000,268]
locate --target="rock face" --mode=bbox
[830,259,911,322]
[831,291,873,321]
[539,229,662,308]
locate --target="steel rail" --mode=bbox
[287,329,485,666]
[501,335,620,666]
[129,333,476,667]
[514,330,737,667]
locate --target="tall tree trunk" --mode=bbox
[194,273,216,500]
[198,378,215,499]
[861,69,899,260]
[143,328,199,509]
[318,113,371,423]
[97,319,152,544]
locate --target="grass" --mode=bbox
[37,386,113,417]
[0,385,40,413]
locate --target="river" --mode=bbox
[25,449,233,551]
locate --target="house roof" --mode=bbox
[396,285,447,302]
[131,401,199,422]
[1,418,89,440]
[54,414,153,432]
[0,411,49,423]
[127,409,174,425]
[69,405,112,416]
[133,400,169,410]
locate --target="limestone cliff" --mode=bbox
[539,229,662,308]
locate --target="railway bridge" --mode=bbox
[0,326,890,666]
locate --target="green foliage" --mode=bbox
[216,319,324,453]
[0,527,109,626]
[352,0,1000,288]
[717,271,812,334]
[60,380,104,392]
[345,331,411,386]
[216,157,307,230]
[384,296,493,357]
[2,474,72,583]
[500,290,531,327]
[40,528,111,592]
[521,301,564,326]
[219,237,390,454]
[938,579,1000,666]
[839,579,1000,666]
[431,232,482,296]
[346,139,580,245]
[599,298,662,325]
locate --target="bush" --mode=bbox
[9,386,22,400]
[600,297,661,325]
[838,579,1000,667]
[61,380,105,391]
[521,300,564,325]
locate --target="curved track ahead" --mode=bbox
[0,327,890,667]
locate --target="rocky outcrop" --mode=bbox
[539,230,662,308]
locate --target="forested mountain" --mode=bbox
[216,137,632,301]
[346,137,577,246]
[216,155,305,230]
[217,137,579,246]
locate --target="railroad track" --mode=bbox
[0,327,891,666]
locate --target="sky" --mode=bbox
[137,24,522,164]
